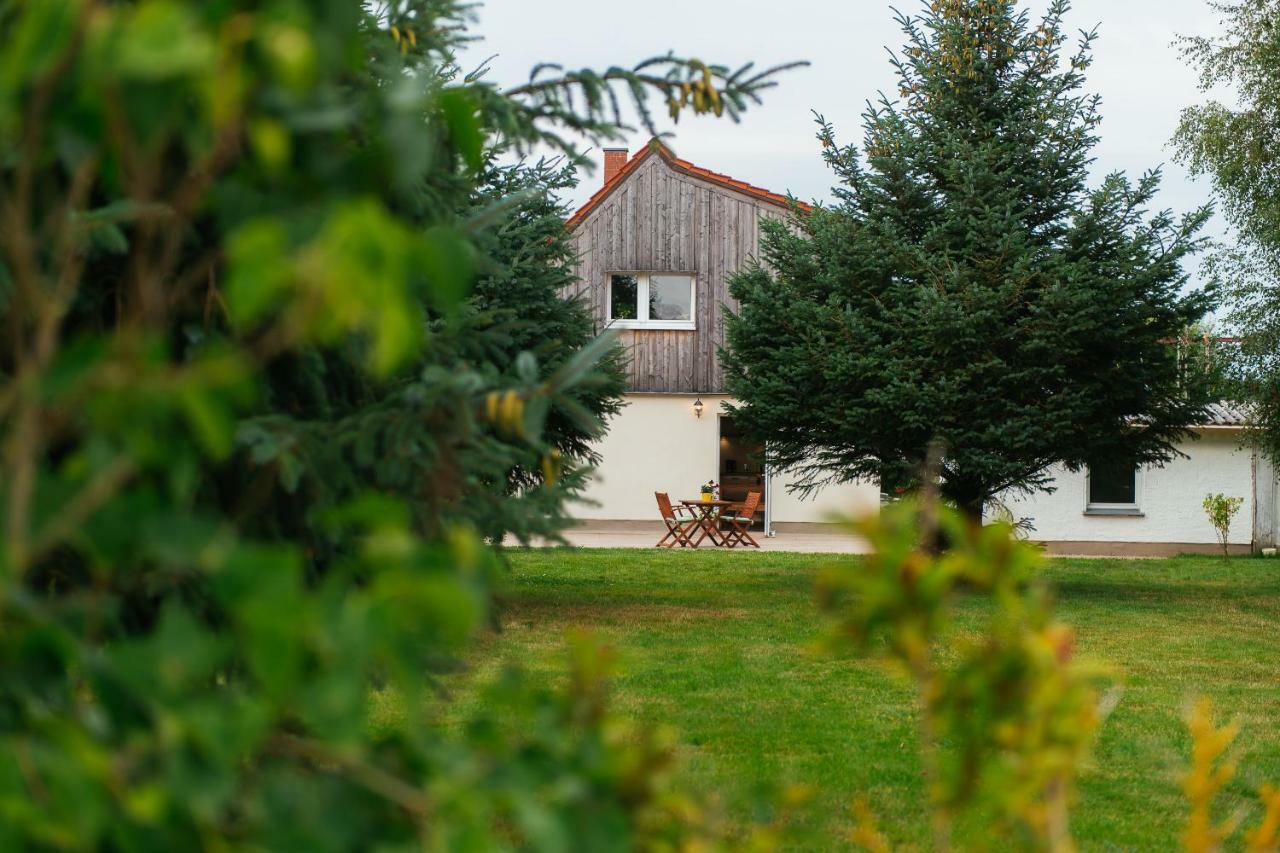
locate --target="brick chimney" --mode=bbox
[602,148,628,185]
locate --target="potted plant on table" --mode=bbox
[701,481,719,502]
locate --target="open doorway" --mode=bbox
[718,415,766,530]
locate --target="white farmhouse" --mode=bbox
[564,143,1274,555]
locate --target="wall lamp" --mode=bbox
[693,397,704,419]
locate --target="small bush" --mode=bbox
[1203,493,1245,558]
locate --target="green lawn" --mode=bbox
[451,548,1280,848]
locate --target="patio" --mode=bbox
[550,521,869,553]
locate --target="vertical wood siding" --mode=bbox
[567,156,792,394]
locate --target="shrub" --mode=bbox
[1182,698,1280,852]
[1202,493,1245,558]
[818,493,1106,847]
[823,481,1280,849]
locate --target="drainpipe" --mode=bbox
[764,455,775,537]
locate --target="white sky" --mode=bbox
[463,0,1230,285]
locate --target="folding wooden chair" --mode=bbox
[721,491,762,548]
[655,492,697,548]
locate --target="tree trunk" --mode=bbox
[956,496,985,527]
[922,482,987,554]
[944,481,988,528]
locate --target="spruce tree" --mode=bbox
[723,0,1214,519]
[462,154,628,501]
[235,153,628,551]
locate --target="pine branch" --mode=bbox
[495,55,807,154]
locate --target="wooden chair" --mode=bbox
[655,492,697,548]
[721,491,762,548]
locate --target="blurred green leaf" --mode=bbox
[439,87,484,173]
[178,385,234,458]
[112,1,216,81]
[249,117,291,172]
[261,22,315,92]
[0,0,80,113]
[419,224,474,313]
[225,219,292,328]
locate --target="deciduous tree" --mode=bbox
[1176,0,1280,458]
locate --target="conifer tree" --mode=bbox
[723,0,1214,519]
[234,152,628,551]
[462,155,628,509]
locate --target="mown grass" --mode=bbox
[446,548,1280,848]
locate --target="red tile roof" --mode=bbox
[566,138,811,230]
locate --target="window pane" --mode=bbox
[648,274,693,321]
[1089,463,1136,504]
[609,275,638,320]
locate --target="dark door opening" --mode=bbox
[718,416,766,530]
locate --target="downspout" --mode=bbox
[764,452,775,537]
[1252,448,1259,553]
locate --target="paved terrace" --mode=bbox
[544,521,869,554]
[539,522,1236,557]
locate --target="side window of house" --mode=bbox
[607,273,695,330]
[609,275,639,320]
[1086,461,1140,513]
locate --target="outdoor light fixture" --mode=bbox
[693,397,704,418]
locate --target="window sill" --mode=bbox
[606,319,696,331]
[1083,506,1144,517]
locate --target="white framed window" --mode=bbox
[1085,462,1143,516]
[606,273,696,330]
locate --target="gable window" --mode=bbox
[1085,461,1142,515]
[607,273,695,330]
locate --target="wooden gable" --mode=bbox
[566,143,801,394]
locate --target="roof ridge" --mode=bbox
[566,138,809,229]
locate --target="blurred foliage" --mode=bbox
[227,149,630,553]
[823,486,1280,852]
[1182,698,1280,853]
[0,0,797,847]
[818,493,1107,849]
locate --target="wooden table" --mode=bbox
[679,499,735,548]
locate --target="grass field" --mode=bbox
[449,548,1280,848]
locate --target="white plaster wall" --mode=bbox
[769,468,880,524]
[573,394,878,523]
[574,394,723,520]
[999,430,1254,544]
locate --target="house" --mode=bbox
[564,140,880,531]
[565,141,1275,553]
[998,403,1276,556]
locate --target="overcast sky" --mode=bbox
[463,0,1230,283]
